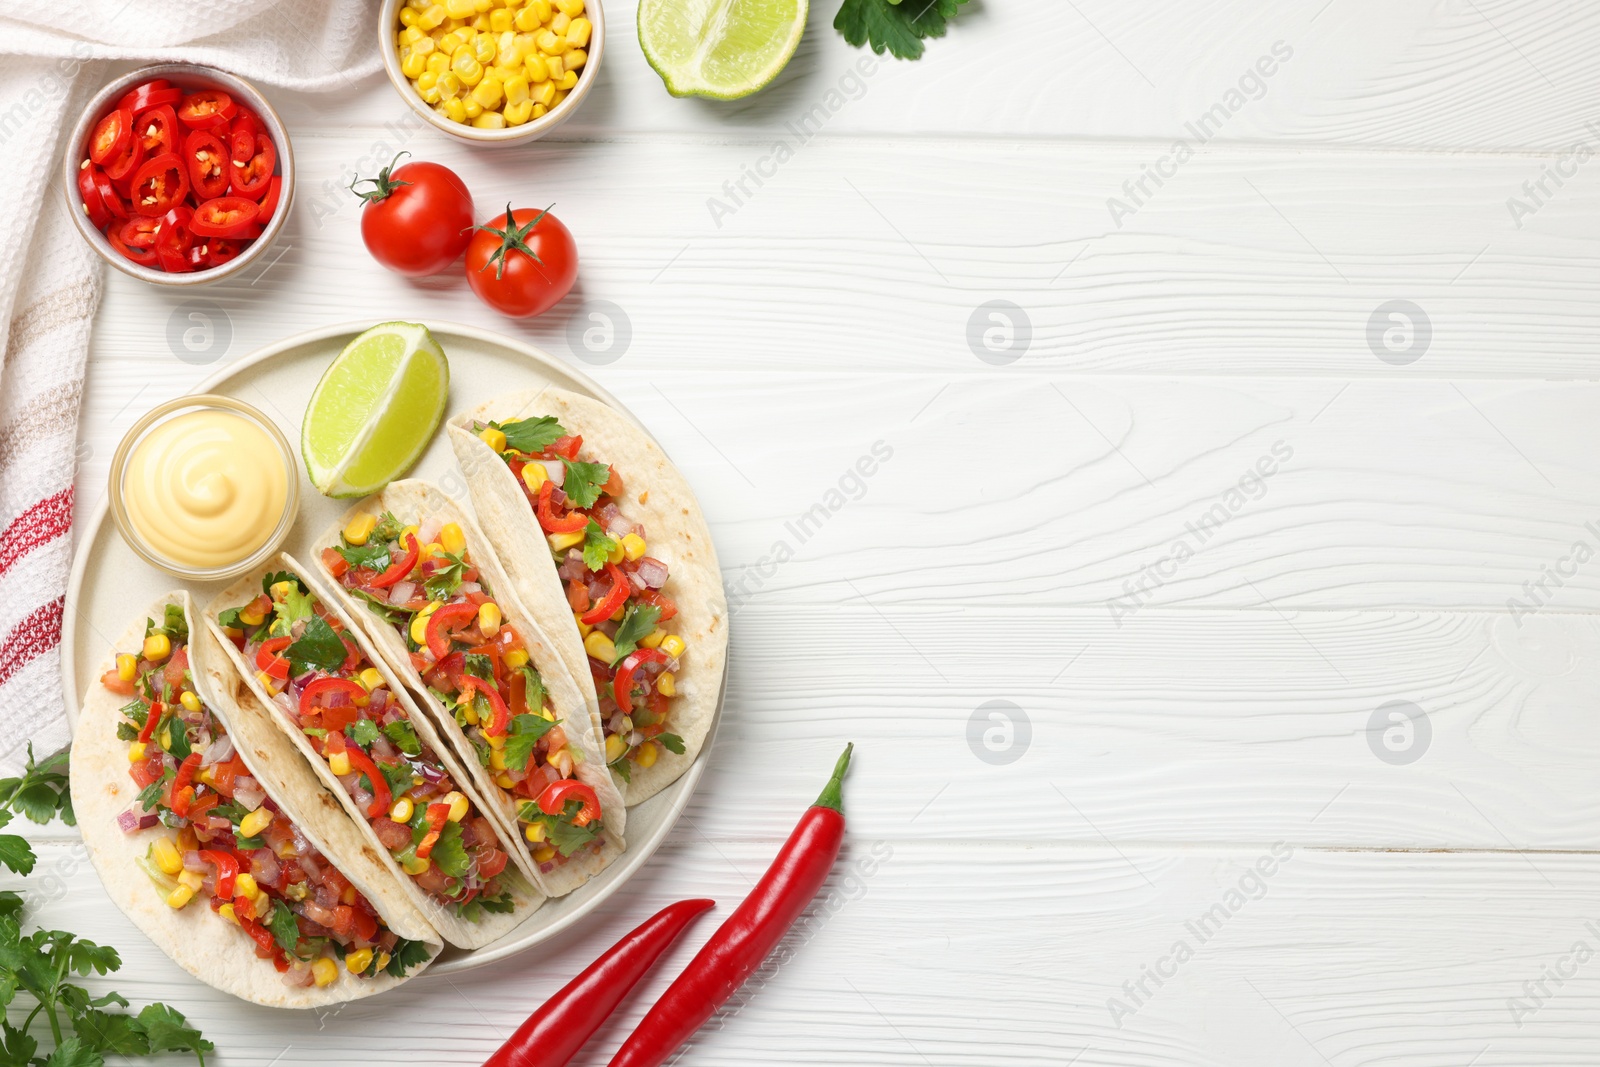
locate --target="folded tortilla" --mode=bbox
[202,558,545,949]
[447,388,727,805]
[72,593,442,1008]
[310,481,626,897]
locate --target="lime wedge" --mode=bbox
[638,0,807,100]
[302,322,449,499]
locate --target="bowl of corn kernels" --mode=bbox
[381,0,602,144]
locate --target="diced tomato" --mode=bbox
[321,546,350,578]
[475,847,509,879]
[372,817,412,851]
[350,906,379,943]
[601,466,624,497]
[164,647,189,688]
[208,756,247,797]
[129,757,163,790]
[550,435,582,461]
[100,668,136,695]
[637,588,678,622]
[566,579,590,613]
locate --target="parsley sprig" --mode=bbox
[835,0,969,60]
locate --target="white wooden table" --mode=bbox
[31,1,1600,1062]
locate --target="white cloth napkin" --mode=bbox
[0,0,382,773]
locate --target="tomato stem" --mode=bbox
[472,202,552,280]
[349,151,413,204]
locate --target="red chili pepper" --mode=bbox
[537,779,600,827]
[169,752,203,817]
[298,676,366,718]
[482,899,713,1067]
[579,563,629,626]
[340,733,392,819]
[612,649,669,717]
[370,532,420,589]
[536,480,588,534]
[198,849,239,897]
[606,745,853,1067]
[136,700,165,744]
[425,600,479,660]
[415,802,451,859]
[460,675,511,737]
[255,634,292,680]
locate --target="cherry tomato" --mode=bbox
[190,196,260,238]
[464,203,578,318]
[89,108,131,166]
[352,153,473,277]
[177,89,236,129]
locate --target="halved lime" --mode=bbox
[638,0,807,100]
[302,322,449,499]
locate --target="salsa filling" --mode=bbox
[471,415,688,782]
[215,570,514,916]
[100,603,429,989]
[319,512,607,871]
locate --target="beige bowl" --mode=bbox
[379,0,604,145]
[62,63,294,287]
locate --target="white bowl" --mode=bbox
[379,0,604,146]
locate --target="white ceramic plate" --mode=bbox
[62,320,723,976]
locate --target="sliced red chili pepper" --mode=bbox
[136,700,165,744]
[229,108,261,164]
[339,735,392,819]
[182,128,229,200]
[459,675,511,738]
[580,563,629,626]
[255,634,292,679]
[119,216,160,250]
[154,204,195,273]
[89,108,132,166]
[230,133,275,198]
[130,151,189,217]
[425,601,479,661]
[135,104,178,155]
[483,900,713,1067]
[115,80,181,115]
[237,909,289,970]
[106,224,157,266]
[414,802,451,859]
[177,89,236,130]
[298,677,367,719]
[607,746,853,1067]
[537,779,601,827]
[255,175,283,224]
[169,753,203,815]
[93,170,128,220]
[369,533,420,589]
[613,649,669,717]
[536,479,588,534]
[551,435,583,461]
[198,849,239,898]
[102,134,144,184]
[200,237,244,268]
[78,164,111,228]
[190,195,260,238]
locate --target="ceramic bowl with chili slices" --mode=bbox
[63,64,293,286]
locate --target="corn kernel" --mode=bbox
[566,16,590,46]
[426,50,450,74]
[165,885,195,909]
[472,33,495,64]
[487,731,506,750]
[636,742,658,769]
[128,741,147,762]
[400,6,420,25]
[346,947,374,975]
[464,96,485,118]
[656,671,676,697]
[573,613,592,637]
[152,837,183,875]
[419,2,446,27]
[178,869,205,891]
[402,51,427,78]
[489,7,513,31]
[235,872,260,899]
[434,523,463,557]
[533,0,553,19]
[490,747,507,770]
[343,513,377,546]
[453,51,484,85]
[619,533,647,561]
[443,791,470,822]
[390,796,415,823]
[548,529,584,552]
[522,461,549,490]
[471,77,504,110]
[179,690,202,714]
[479,425,508,452]
[525,54,550,83]
[239,807,274,838]
[401,852,431,874]
[564,48,586,70]
[534,78,556,106]
[255,893,272,918]
[537,29,569,54]
[437,30,462,54]
[551,12,570,34]
[640,628,667,649]
[239,601,267,626]
[524,821,547,843]
[584,631,617,663]
[556,69,577,90]
[534,845,557,863]
[219,903,238,924]
[312,958,338,986]
[660,635,687,659]
[504,648,529,669]
[497,30,522,64]
[142,633,171,662]
[501,75,531,108]
[117,652,138,681]
[504,100,534,125]
[255,670,278,694]
[605,734,626,762]
[445,0,474,17]
[514,5,540,30]
[556,0,584,15]
[410,602,440,645]
[441,97,468,122]
[495,772,515,789]
[478,601,502,637]
[329,750,351,776]
[377,951,392,972]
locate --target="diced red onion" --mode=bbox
[458,581,481,595]
[587,577,609,599]
[352,787,373,811]
[416,761,446,785]
[628,571,647,591]
[419,518,442,545]
[636,558,668,588]
[272,692,295,715]
[549,484,567,507]
[282,965,315,989]
[539,459,564,485]
[559,552,586,581]
[182,850,207,872]
[606,712,625,734]
[117,810,158,833]
[324,689,351,709]
[369,689,390,715]
[200,734,235,766]
[291,618,307,640]
[251,850,281,887]
[389,580,417,605]
[234,778,266,810]
[370,735,397,761]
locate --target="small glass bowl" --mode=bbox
[108,395,300,582]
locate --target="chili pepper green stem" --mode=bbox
[813,743,852,813]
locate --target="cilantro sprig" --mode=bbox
[834,0,969,60]
[494,416,564,455]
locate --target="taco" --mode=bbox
[447,388,726,804]
[307,481,626,897]
[72,593,441,1007]
[203,560,543,949]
